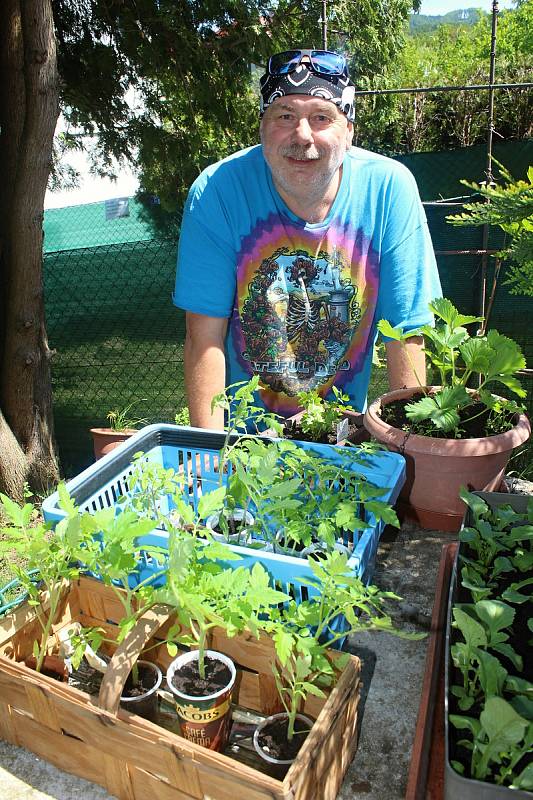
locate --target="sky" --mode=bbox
[420,0,515,13]
[44,150,138,210]
[44,0,517,210]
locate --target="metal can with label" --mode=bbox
[166,649,236,751]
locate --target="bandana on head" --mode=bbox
[260,64,356,122]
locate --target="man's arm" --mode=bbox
[184,312,228,429]
[386,335,426,391]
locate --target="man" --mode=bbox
[173,49,441,429]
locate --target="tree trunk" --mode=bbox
[0,0,60,500]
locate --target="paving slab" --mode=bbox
[0,522,453,799]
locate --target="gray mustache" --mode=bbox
[281,145,321,161]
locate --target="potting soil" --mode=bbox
[283,420,363,445]
[169,656,232,697]
[257,716,311,761]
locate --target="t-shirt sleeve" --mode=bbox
[173,176,237,318]
[375,165,442,338]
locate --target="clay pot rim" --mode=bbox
[364,386,531,456]
[89,427,138,436]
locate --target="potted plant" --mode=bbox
[205,376,282,537]
[0,488,363,800]
[90,399,148,460]
[0,485,96,680]
[445,488,533,797]
[157,525,290,751]
[253,549,420,770]
[75,501,171,720]
[225,435,399,558]
[363,297,531,531]
[0,482,170,717]
[283,386,368,446]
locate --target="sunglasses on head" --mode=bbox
[267,49,347,77]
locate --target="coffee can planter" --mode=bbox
[444,492,533,799]
[166,649,236,751]
[0,574,361,800]
[119,659,163,722]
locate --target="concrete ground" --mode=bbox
[0,522,452,799]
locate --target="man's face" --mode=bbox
[260,95,353,204]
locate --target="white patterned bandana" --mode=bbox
[260,64,356,122]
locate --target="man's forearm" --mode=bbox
[184,317,227,430]
[386,336,426,391]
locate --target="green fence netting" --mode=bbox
[43,139,532,475]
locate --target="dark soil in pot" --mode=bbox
[169,655,231,697]
[211,517,247,536]
[381,396,517,439]
[122,662,158,698]
[275,534,306,553]
[257,716,311,761]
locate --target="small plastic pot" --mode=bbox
[119,659,162,722]
[166,649,236,751]
[205,509,254,544]
[253,712,314,773]
[301,540,352,560]
[273,530,307,556]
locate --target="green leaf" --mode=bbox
[453,607,487,647]
[479,696,528,750]
[477,649,508,697]
[512,763,533,790]
[273,630,294,667]
[475,599,515,640]
[198,486,226,519]
[302,682,326,698]
[377,319,406,341]
[459,338,494,375]
[449,714,480,736]
[58,482,77,516]
[485,330,526,380]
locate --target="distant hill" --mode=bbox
[410,8,485,33]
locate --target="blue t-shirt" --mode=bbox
[173,144,441,415]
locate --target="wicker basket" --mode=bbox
[0,575,361,800]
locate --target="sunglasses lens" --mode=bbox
[310,51,346,75]
[268,50,302,75]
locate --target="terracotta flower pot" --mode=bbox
[363,387,531,532]
[24,654,69,682]
[90,427,137,460]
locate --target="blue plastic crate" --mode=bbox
[42,423,405,598]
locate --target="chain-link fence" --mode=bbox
[44,138,532,476]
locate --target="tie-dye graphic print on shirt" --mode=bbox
[231,213,379,416]
[174,145,441,418]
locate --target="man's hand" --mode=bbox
[184,312,228,429]
[386,336,426,391]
